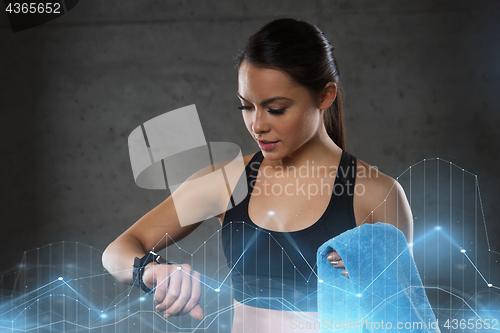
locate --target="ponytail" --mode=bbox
[323,85,345,150]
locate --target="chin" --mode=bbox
[260,149,284,161]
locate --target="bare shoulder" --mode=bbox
[239,152,258,168]
[183,151,256,201]
[119,152,258,252]
[219,152,257,188]
[355,159,400,204]
[165,152,255,218]
[210,152,257,222]
[209,152,256,179]
[184,152,256,181]
[354,158,413,242]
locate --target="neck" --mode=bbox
[266,124,342,169]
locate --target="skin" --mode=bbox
[102,60,413,332]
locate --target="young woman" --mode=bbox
[102,18,413,332]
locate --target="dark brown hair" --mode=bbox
[234,18,345,150]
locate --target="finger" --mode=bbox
[181,270,202,316]
[153,269,170,305]
[189,304,203,320]
[329,259,345,268]
[341,270,349,278]
[157,266,182,313]
[164,265,192,317]
[326,251,338,261]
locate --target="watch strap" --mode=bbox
[132,251,163,294]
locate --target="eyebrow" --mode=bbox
[237,92,292,106]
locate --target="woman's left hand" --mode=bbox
[327,251,349,277]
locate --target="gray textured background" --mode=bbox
[1,0,499,287]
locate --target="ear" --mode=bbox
[318,82,337,110]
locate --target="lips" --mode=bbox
[257,140,279,151]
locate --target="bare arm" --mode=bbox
[375,179,413,249]
[102,159,233,284]
[328,162,414,275]
[102,197,203,284]
[102,153,252,319]
[354,161,413,245]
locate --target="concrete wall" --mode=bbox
[1,0,499,286]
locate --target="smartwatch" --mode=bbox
[132,251,164,294]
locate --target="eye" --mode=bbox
[238,105,253,111]
[267,108,286,115]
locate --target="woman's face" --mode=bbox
[237,61,325,161]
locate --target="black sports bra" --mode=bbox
[221,150,357,312]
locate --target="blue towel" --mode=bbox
[317,222,440,332]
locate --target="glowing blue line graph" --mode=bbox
[0,157,498,332]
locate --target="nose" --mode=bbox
[252,108,270,136]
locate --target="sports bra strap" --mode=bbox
[337,151,357,185]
